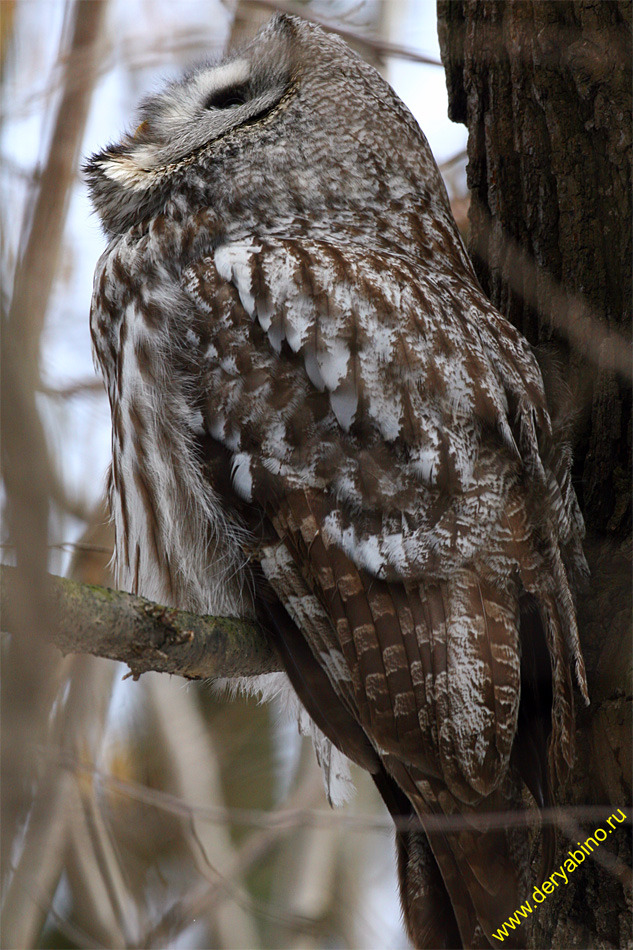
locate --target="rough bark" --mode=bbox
[437,2,631,947]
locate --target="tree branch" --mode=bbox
[248,0,443,66]
[0,565,280,681]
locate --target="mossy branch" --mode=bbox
[0,565,281,680]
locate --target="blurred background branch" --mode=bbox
[1,3,108,940]
[245,0,442,64]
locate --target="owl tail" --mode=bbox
[503,489,589,791]
[397,828,473,949]
[373,768,464,949]
[377,761,532,950]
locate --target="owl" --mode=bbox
[86,15,588,949]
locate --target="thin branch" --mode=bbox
[140,770,324,947]
[0,565,280,680]
[1,0,109,891]
[248,0,443,66]
[2,29,224,123]
[40,378,105,399]
[145,673,260,947]
[0,153,41,182]
[472,208,632,381]
[556,814,633,890]
[1,542,113,554]
[52,542,113,555]
[7,874,105,950]
[8,0,107,353]
[439,148,468,171]
[53,755,632,837]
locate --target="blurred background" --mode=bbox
[0,2,469,947]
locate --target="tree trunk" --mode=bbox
[437,2,631,947]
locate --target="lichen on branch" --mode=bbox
[0,564,280,681]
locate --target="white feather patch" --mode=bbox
[214,244,262,316]
[330,380,358,432]
[99,155,155,190]
[316,339,349,390]
[231,452,253,501]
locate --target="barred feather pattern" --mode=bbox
[88,15,587,948]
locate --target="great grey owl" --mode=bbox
[87,14,588,949]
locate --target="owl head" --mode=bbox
[85,14,453,253]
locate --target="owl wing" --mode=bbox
[180,237,585,947]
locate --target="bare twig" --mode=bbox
[439,148,468,171]
[53,542,113,555]
[248,0,442,66]
[145,674,260,947]
[1,0,109,895]
[2,28,225,123]
[4,872,106,950]
[0,764,76,948]
[52,755,632,838]
[140,770,324,947]
[0,565,280,680]
[8,1,107,352]
[1,529,121,948]
[40,378,105,399]
[556,814,633,890]
[472,209,632,381]
[1,542,113,554]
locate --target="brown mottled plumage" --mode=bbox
[86,15,588,948]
